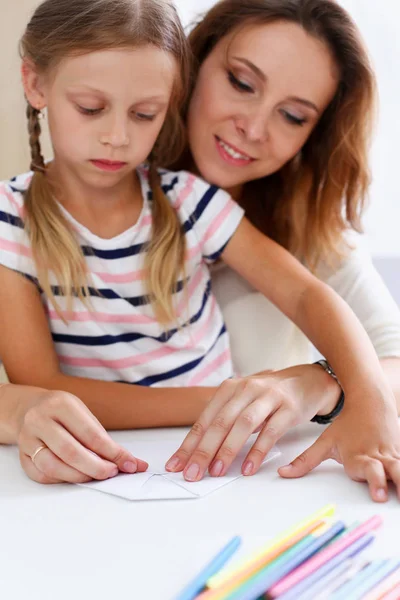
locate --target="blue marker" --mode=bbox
[174,536,241,600]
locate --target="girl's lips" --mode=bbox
[90,159,127,172]
[215,136,255,167]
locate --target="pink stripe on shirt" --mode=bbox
[58,296,218,370]
[174,173,196,211]
[0,237,31,258]
[48,308,156,325]
[188,348,232,386]
[94,269,145,284]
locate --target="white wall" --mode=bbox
[174,0,400,258]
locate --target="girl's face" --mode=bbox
[187,21,339,197]
[23,46,175,190]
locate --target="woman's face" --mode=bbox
[187,20,339,197]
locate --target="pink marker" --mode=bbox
[269,515,382,597]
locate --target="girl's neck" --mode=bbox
[47,160,143,239]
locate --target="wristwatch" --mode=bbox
[311,359,345,424]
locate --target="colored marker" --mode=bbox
[207,504,335,589]
[330,559,400,600]
[363,566,400,600]
[223,520,345,600]
[269,515,382,597]
[174,536,241,600]
[274,534,375,600]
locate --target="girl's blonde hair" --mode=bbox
[178,0,376,269]
[20,0,190,323]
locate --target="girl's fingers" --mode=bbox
[384,459,400,501]
[278,431,333,479]
[362,460,388,503]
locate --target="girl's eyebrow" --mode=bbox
[67,85,168,103]
[231,57,320,113]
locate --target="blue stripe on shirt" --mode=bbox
[124,324,227,386]
[81,242,148,260]
[0,210,24,229]
[182,185,220,234]
[52,280,212,346]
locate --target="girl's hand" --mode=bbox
[165,364,340,481]
[17,388,148,484]
[279,392,400,503]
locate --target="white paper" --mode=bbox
[79,436,280,501]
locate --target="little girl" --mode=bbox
[0,0,398,496]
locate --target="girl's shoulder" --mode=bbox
[0,171,32,219]
[140,164,231,213]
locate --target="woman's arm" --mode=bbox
[317,238,400,410]
[0,267,214,430]
[0,382,149,484]
[222,218,394,404]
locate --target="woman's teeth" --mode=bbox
[218,138,251,161]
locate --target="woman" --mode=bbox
[165,0,400,497]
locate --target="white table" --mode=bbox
[1,424,399,600]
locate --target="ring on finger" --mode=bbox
[31,444,47,466]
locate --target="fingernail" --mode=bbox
[110,466,119,477]
[210,460,224,477]
[166,457,180,472]
[185,463,200,481]
[375,488,387,502]
[122,461,137,474]
[281,464,294,471]
[243,461,254,476]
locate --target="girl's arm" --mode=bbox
[221,218,394,404]
[0,267,214,430]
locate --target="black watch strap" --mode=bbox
[311,359,345,424]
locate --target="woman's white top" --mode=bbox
[211,235,400,376]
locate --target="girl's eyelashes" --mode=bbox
[77,105,102,116]
[76,105,155,121]
[227,70,254,94]
[281,110,307,127]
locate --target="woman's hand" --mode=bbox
[16,388,148,484]
[165,364,340,481]
[279,390,400,503]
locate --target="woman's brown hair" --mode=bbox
[20,0,190,323]
[181,0,376,269]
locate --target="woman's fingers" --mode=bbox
[207,398,290,478]
[23,392,148,475]
[20,441,93,485]
[180,380,278,482]
[240,407,297,476]
[24,423,123,481]
[165,379,243,473]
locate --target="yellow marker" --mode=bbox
[206,504,336,591]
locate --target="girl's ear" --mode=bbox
[21,59,47,110]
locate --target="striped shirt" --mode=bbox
[0,166,244,386]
